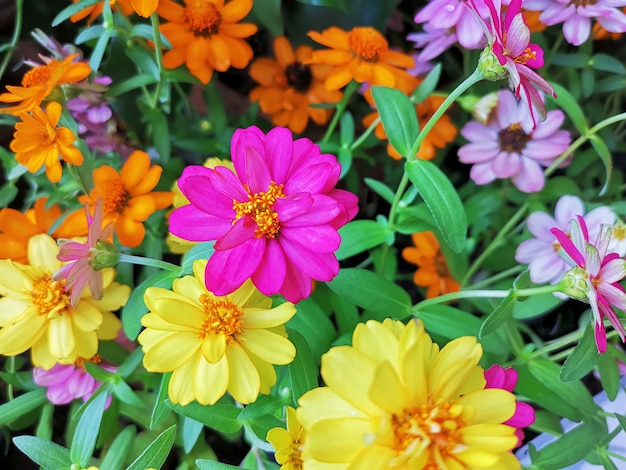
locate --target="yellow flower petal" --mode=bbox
[201,331,227,363]
[27,234,61,273]
[142,331,202,372]
[169,354,198,406]
[241,302,296,329]
[238,329,296,365]
[0,313,46,355]
[306,417,372,463]
[226,341,260,404]
[71,301,103,331]
[457,389,516,425]
[193,354,229,405]
[48,314,76,362]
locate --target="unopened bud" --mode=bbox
[478,46,507,81]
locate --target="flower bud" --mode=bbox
[478,46,507,81]
[90,239,120,270]
[559,266,590,301]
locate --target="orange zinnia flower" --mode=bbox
[10,102,84,183]
[249,36,343,134]
[63,150,173,248]
[307,26,415,91]
[0,197,70,263]
[402,231,460,299]
[0,55,91,115]
[362,81,457,160]
[70,0,134,23]
[158,0,258,84]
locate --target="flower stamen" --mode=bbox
[233,182,285,238]
[31,274,70,319]
[198,294,244,341]
[185,0,222,37]
[498,123,531,153]
[348,27,388,62]
[90,178,128,215]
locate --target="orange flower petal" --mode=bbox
[274,36,295,69]
[221,0,253,23]
[121,150,151,190]
[116,215,146,248]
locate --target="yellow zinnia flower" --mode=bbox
[0,234,130,369]
[138,259,297,406]
[267,406,306,470]
[297,319,521,469]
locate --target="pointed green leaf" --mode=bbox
[589,134,612,196]
[597,350,620,401]
[335,220,388,260]
[371,86,418,157]
[287,329,319,400]
[615,412,626,433]
[479,290,516,338]
[560,324,600,382]
[196,460,252,470]
[150,373,172,429]
[13,436,71,469]
[364,178,395,205]
[52,0,101,26]
[168,400,242,433]
[126,424,177,470]
[0,389,47,426]
[181,242,215,273]
[181,416,204,454]
[411,63,442,104]
[100,425,136,470]
[71,392,107,466]
[549,82,588,134]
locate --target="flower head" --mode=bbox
[552,216,626,352]
[158,0,258,84]
[515,195,615,285]
[33,355,116,405]
[70,0,134,23]
[54,199,117,307]
[307,26,416,91]
[297,319,522,468]
[403,231,460,299]
[0,234,129,369]
[249,36,343,134]
[138,259,297,405]
[0,54,91,115]
[169,126,359,303]
[466,0,555,126]
[10,102,84,183]
[458,89,571,193]
[62,150,173,248]
[267,406,306,470]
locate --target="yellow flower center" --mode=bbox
[348,27,388,62]
[233,182,285,239]
[433,251,450,278]
[21,64,52,88]
[286,62,313,93]
[612,222,626,241]
[31,274,70,318]
[90,178,128,215]
[198,294,244,341]
[185,0,222,37]
[391,402,465,464]
[498,123,531,153]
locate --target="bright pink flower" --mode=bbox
[33,358,115,406]
[54,198,116,306]
[169,126,359,303]
[485,365,535,447]
[466,0,555,126]
[551,216,626,352]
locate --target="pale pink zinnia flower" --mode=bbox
[552,216,626,352]
[458,89,571,193]
[54,198,116,306]
[33,357,115,406]
[484,365,535,447]
[516,195,615,285]
[466,0,556,126]
[169,126,359,303]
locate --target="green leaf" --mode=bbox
[340,111,355,147]
[181,241,215,273]
[295,0,348,11]
[549,82,589,134]
[100,425,136,470]
[589,134,612,196]
[405,159,467,253]
[411,63,442,104]
[479,290,515,338]
[0,389,47,427]
[168,400,242,433]
[89,28,113,76]
[371,86,418,157]
[116,347,144,378]
[112,380,144,407]
[122,270,179,340]
[52,0,101,26]
[126,424,177,470]
[70,393,107,466]
[13,436,71,470]
[327,268,411,319]
[196,460,251,470]
[75,25,105,45]
[238,394,287,421]
[600,454,620,470]
[335,220,388,260]
[287,329,319,401]
[560,324,600,382]
[591,53,626,74]
[615,412,626,433]
[597,350,620,401]
[364,178,395,205]
[249,0,283,36]
[286,298,335,362]
[146,109,171,163]
[150,373,172,429]
[0,184,18,207]
[181,416,204,454]
[105,74,158,98]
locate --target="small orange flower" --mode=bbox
[520,10,546,33]
[592,8,626,39]
[63,150,174,248]
[362,80,457,160]
[307,26,415,91]
[158,0,258,84]
[70,0,134,23]
[402,231,460,299]
[0,197,68,263]
[0,55,91,115]
[249,36,343,134]
[10,102,84,183]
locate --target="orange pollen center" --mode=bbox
[185,0,222,36]
[21,64,52,88]
[90,178,128,215]
[75,354,102,370]
[514,47,537,65]
[392,402,464,463]
[498,122,531,153]
[197,294,244,341]
[233,182,285,239]
[348,27,388,62]
[31,274,70,318]
[434,251,450,278]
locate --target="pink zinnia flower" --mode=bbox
[485,365,535,447]
[33,357,115,406]
[552,216,626,352]
[169,126,359,303]
[54,198,116,306]
[524,0,626,46]
[458,89,571,193]
[466,0,556,126]
[516,195,615,284]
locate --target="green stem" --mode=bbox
[349,116,380,150]
[504,321,525,355]
[525,329,585,360]
[413,289,509,311]
[0,0,23,82]
[150,12,164,109]
[467,265,523,289]
[607,451,626,463]
[322,80,360,143]
[118,253,181,273]
[7,356,15,401]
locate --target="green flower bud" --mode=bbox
[89,239,120,271]
[559,266,590,301]
[478,46,508,82]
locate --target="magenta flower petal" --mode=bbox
[251,240,287,295]
[264,126,295,183]
[281,261,313,303]
[169,205,232,241]
[279,237,339,281]
[205,238,266,295]
[281,225,341,253]
[214,218,257,251]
